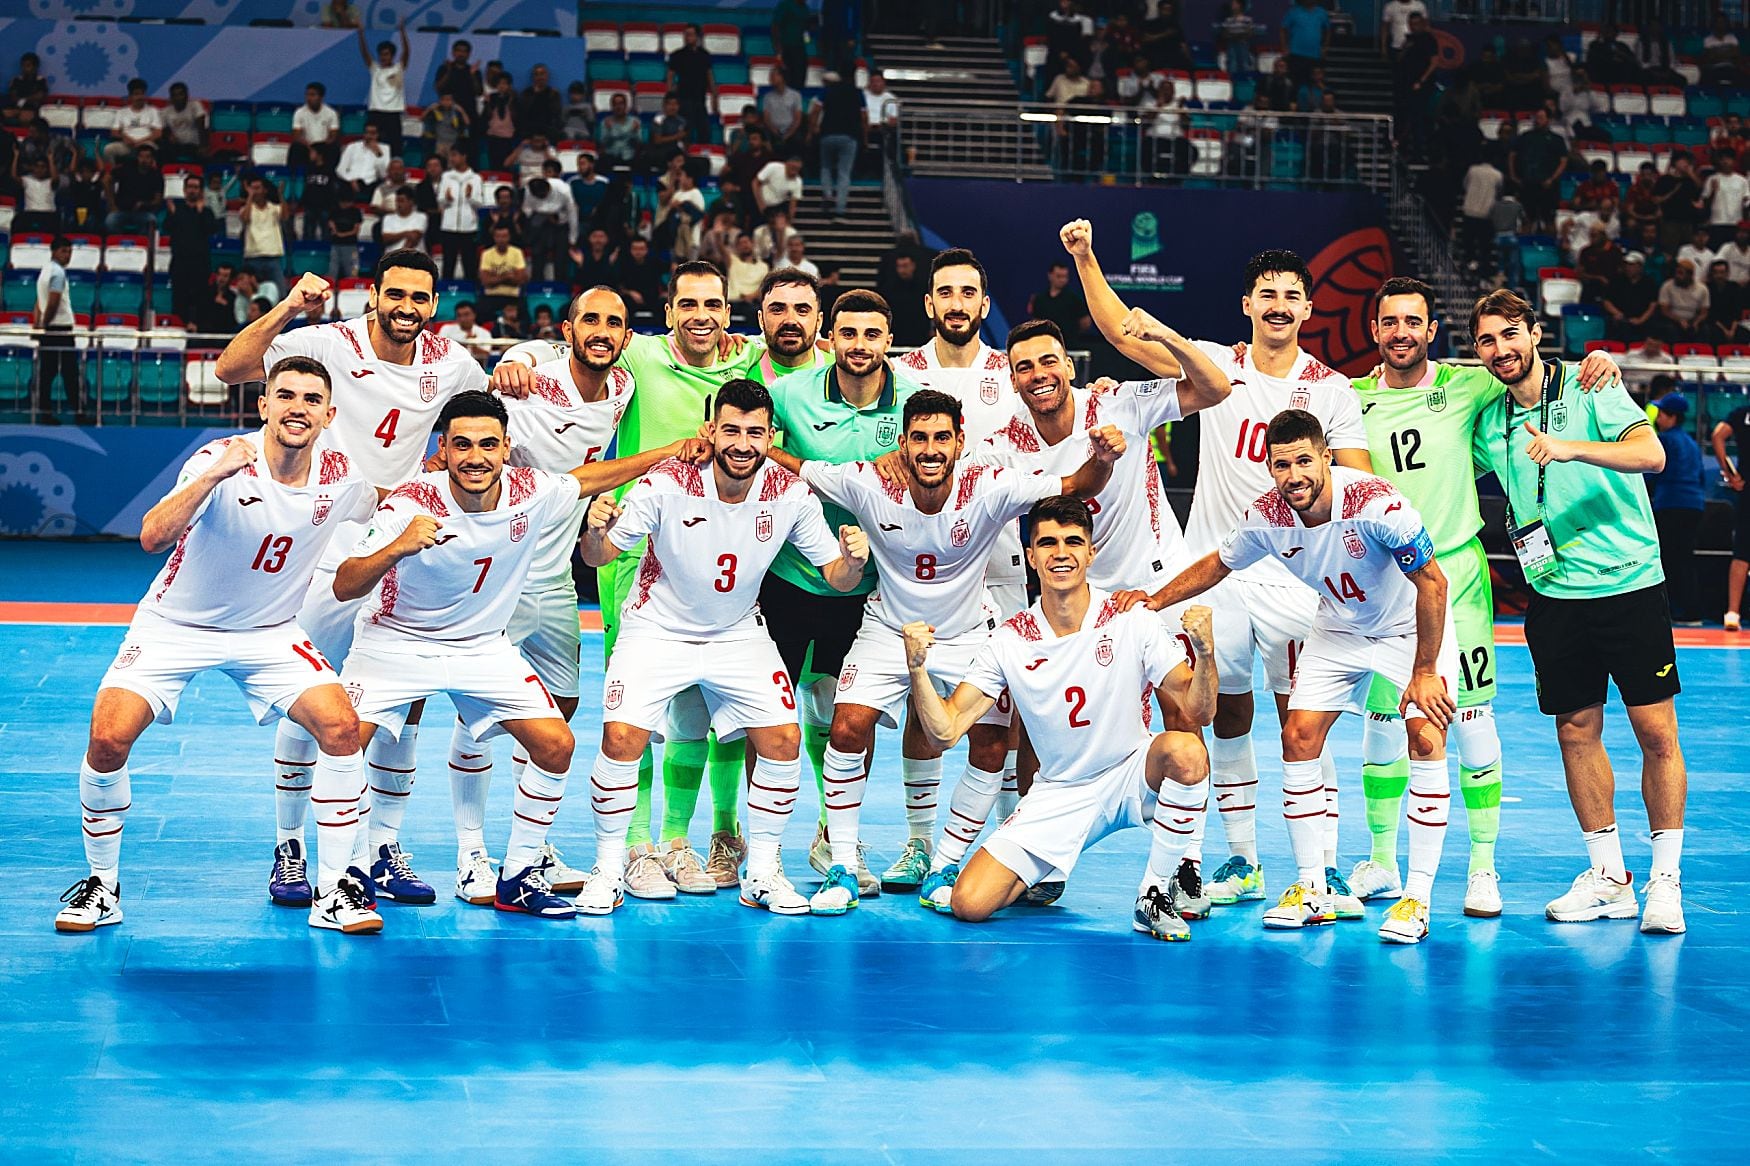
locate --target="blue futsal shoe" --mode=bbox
[346,865,378,909]
[919,863,958,914]
[495,864,579,919]
[268,839,313,907]
[809,864,861,915]
[369,842,437,904]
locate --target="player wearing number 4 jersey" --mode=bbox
[56,359,385,936]
[575,379,871,916]
[1126,411,1458,944]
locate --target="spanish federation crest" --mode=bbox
[876,418,898,446]
[1426,387,1447,412]
[1095,635,1114,667]
[838,665,858,691]
[344,682,364,708]
[1343,528,1366,559]
[1549,401,1569,431]
[980,377,1000,405]
[113,645,141,670]
[312,494,333,525]
[510,513,529,542]
[420,373,438,402]
[755,511,773,542]
[950,518,971,548]
[604,682,624,710]
[1290,389,1311,411]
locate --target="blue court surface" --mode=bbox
[1,544,1744,1162]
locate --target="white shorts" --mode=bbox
[603,632,799,743]
[341,635,564,742]
[509,580,582,698]
[834,612,1012,731]
[297,565,365,667]
[1209,575,1318,696]
[981,740,1153,885]
[98,610,342,726]
[986,580,1029,620]
[1288,621,1459,717]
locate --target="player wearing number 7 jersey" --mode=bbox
[55,358,384,937]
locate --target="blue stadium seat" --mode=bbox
[254,104,295,134]
[525,281,571,319]
[0,346,32,409]
[97,272,144,314]
[1518,234,1561,273]
[65,272,97,315]
[626,55,667,84]
[587,54,629,83]
[2,273,35,313]
[288,242,329,278]
[1688,91,1725,118]
[136,349,186,409]
[1560,304,1606,356]
[212,102,253,133]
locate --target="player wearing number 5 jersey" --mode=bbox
[1125,411,1458,944]
[55,358,385,937]
[575,379,871,917]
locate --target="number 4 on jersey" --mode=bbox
[375,409,401,448]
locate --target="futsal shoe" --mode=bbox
[1262,882,1336,929]
[739,865,810,915]
[811,827,880,896]
[268,839,314,907]
[54,876,122,933]
[1545,868,1639,923]
[1133,884,1191,942]
[880,836,932,894]
[309,876,382,934]
[623,843,677,900]
[1463,870,1503,918]
[1347,858,1403,902]
[1170,859,1211,920]
[1378,897,1430,944]
[573,869,624,916]
[1207,856,1265,905]
[369,842,437,904]
[919,863,958,914]
[535,842,587,894]
[1325,867,1366,919]
[1640,873,1686,934]
[705,830,747,888]
[660,839,718,894]
[1024,880,1066,906]
[809,864,860,915]
[1726,612,1741,632]
[455,849,497,905]
[494,865,579,919]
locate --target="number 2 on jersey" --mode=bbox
[1065,685,1090,728]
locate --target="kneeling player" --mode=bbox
[575,379,870,915]
[906,496,1218,940]
[1123,410,1458,943]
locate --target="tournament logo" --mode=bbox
[312,494,333,525]
[755,512,773,542]
[1426,387,1447,413]
[604,682,624,710]
[838,665,857,691]
[112,645,140,670]
[876,419,898,446]
[419,373,439,403]
[1290,389,1311,411]
[1344,528,1367,558]
[1094,635,1114,667]
[1131,212,1161,263]
[980,377,1000,406]
[1549,402,1569,431]
[950,518,970,548]
[510,513,529,542]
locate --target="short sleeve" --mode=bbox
[1361,491,1436,572]
[1217,522,1269,571]
[606,478,663,552]
[798,459,858,507]
[1590,382,1654,443]
[1321,382,1369,450]
[352,497,415,556]
[1001,463,1062,515]
[537,468,578,518]
[787,491,842,567]
[959,635,1009,700]
[1133,608,1190,687]
[263,322,328,373]
[165,440,229,522]
[346,482,380,523]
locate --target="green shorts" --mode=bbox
[1366,538,1496,714]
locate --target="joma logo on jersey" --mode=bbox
[876,419,898,446]
[1426,388,1447,412]
[950,518,970,548]
[312,495,333,525]
[1290,389,1311,411]
[510,513,529,542]
[604,682,624,710]
[1094,636,1114,667]
[1344,529,1366,558]
[419,374,438,403]
[980,377,1000,405]
[755,512,773,542]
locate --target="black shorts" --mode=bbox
[758,572,869,684]
[1523,583,1681,716]
[1735,486,1750,562]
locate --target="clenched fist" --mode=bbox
[390,514,442,558]
[208,437,257,480]
[838,524,869,566]
[489,360,537,400]
[1180,604,1214,658]
[1120,307,1178,345]
[1088,423,1127,463]
[282,273,331,315]
[586,495,622,534]
[1059,218,1094,259]
[901,621,936,669]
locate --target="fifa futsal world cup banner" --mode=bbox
[905,180,1400,379]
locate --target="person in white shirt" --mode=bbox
[436,300,494,363]
[1676,227,1718,279]
[15,154,59,234]
[1704,153,1750,247]
[1127,410,1457,944]
[379,186,428,253]
[33,236,83,421]
[292,82,341,165]
[337,122,391,198]
[436,146,486,281]
[1460,158,1505,268]
[755,155,805,219]
[752,207,797,264]
[727,234,770,302]
[370,159,413,214]
[104,79,163,162]
[359,20,409,157]
[1717,222,1750,284]
[776,233,819,278]
[1380,0,1427,55]
[53,358,383,937]
[522,164,578,282]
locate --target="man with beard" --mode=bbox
[1468,290,1687,936]
[574,379,871,916]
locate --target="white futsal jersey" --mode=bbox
[983,381,1187,592]
[352,466,578,651]
[1218,467,1436,640]
[801,459,1059,637]
[961,589,1192,787]
[139,432,377,630]
[1183,342,1367,587]
[504,358,636,588]
[897,340,1026,586]
[608,458,842,642]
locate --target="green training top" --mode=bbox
[747,342,832,387]
[1471,361,1663,600]
[1352,362,1499,558]
[614,331,762,463]
[768,360,921,595]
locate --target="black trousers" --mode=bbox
[366,110,403,160]
[1655,507,1702,621]
[35,325,82,417]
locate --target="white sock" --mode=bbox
[1319,749,1339,869]
[1281,758,1326,891]
[995,752,1020,821]
[935,763,1003,868]
[1404,758,1450,904]
[505,761,567,873]
[511,751,529,785]
[746,754,801,878]
[821,744,868,868]
[1649,827,1684,878]
[1142,777,1208,893]
[273,720,318,847]
[1210,733,1259,863]
[79,760,129,885]
[365,725,417,847]
[448,720,492,858]
[1583,824,1629,884]
[902,755,942,840]
[589,754,640,881]
[311,750,365,892]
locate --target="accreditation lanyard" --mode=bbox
[1503,359,1560,582]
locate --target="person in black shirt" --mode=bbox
[1394,14,1439,161]
[1585,23,1639,88]
[614,236,666,315]
[328,202,362,281]
[3,52,48,127]
[666,24,716,147]
[1026,261,1092,343]
[197,263,238,336]
[414,153,442,216]
[435,38,483,148]
[815,71,863,220]
[481,185,526,247]
[639,94,690,173]
[1706,259,1743,344]
[59,155,106,231]
[514,64,563,144]
[300,142,340,240]
[1655,152,1705,255]
[1603,252,1659,341]
[573,227,617,288]
[877,251,930,347]
[105,144,162,235]
[163,175,218,326]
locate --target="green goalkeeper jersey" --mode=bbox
[1351,362,1500,558]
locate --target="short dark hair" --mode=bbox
[1468,288,1537,340]
[377,40,395,55]
[830,289,892,328]
[1264,408,1327,451]
[1374,276,1435,319]
[715,377,774,421]
[265,354,332,396]
[375,248,439,288]
[1027,495,1094,539]
[903,389,963,434]
[930,247,988,294]
[1243,248,1311,295]
[170,81,187,95]
[307,81,326,96]
[455,299,476,314]
[757,266,821,308]
[669,259,728,304]
[50,235,72,251]
[455,38,472,51]
[438,389,509,434]
[1005,318,1066,353]
[127,78,146,94]
[395,184,416,201]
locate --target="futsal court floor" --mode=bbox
[1,542,1744,1162]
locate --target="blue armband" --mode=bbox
[1391,528,1435,574]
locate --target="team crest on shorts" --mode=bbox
[510,513,529,542]
[419,373,439,402]
[838,665,857,691]
[1094,636,1114,667]
[1344,528,1366,558]
[980,377,1000,405]
[876,419,898,446]
[950,518,970,547]
[1426,387,1447,412]
[344,683,363,708]
[112,645,141,670]
[312,494,333,525]
[605,682,624,710]
[755,511,773,541]
[1290,389,1311,411]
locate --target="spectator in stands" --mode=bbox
[666,24,717,143]
[1576,160,1617,209]
[1046,0,1094,80]
[1046,57,1093,107]
[1380,0,1427,61]
[438,300,493,364]
[815,70,863,222]
[525,169,578,281]
[421,92,468,159]
[1280,0,1330,87]
[477,223,528,320]
[1625,163,1661,235]
[1704,154,1750,249]
[481,73,520,172]
[413,154,442,216]
[1028,261,1092,342]
[1261,56,1296,116]
[727,234,770,303]
[615,236,665,314]
[300,142,340,240]
[161,82,206,164]
[779,234,819,278]
[515,64,564,144]
[105,79,163,164]
[437,146,485,281]
[1636,19,1683,88]
[487,299,522,341]
[1501,37,1546,111]
[1720,222,1750,285]
[106,144,162,235]
[508,133,558,185]
[640,93,691,172]
[1657,153,1705,255]
[771,0,814,100]
[596,91,644,169]
[727,127,775,205]
[328,198,362,281]
[752,207,796,265]
[1658,259,1711,342]
[60,156,105,231]
[572,150,609,224]
[1296,64,1329,113]
[1605,251,1658,341]
[165,174,217,326]
[1620,338,1673,398]
[240,175,289,289]
[1393,13,1439,159]
[1510,109,1567,232]
[359,21,410,159]
[482,184,526,247]
[1557,72,1599,140]
[529,304,559,341]
[863,69,900,172]
[815,260,844,318]
[755,155,805,222]
[380,186,428,253]
[12,153,58,234]
[708,172,754,230]
[763,67,807,158]
[878,251,930,347]
[1216,1,1257,77]
[1584,23,1637,88]
[564,83,594,142]
[337,121,390,199]
[436,39,483,146]
[370,158,412,214]
[33,237,82,423]
[727,104,769,154]
[1473,44,1508,108]
[1459,150,1504,270]
[1649,392,1707,626]
[697,209,740,271]
[1629,221,1668,284]
[575,227,617,288]
[1706,259,1743,342]
[1141,1,1194,73]
[293,82,340,167]
[197,262,236,335]
[322,0,361,29]
[1703,15,1742,87]
[1578,223,1623,300]
[4,53,47,128]
[1542,34,1575,96]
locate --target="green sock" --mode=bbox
[626,746,657,848]
[805,722,831,830]
[657,738,709,843]
[1461,762,1502,875]
[1362,757,1410,866]
[706,734,744,835]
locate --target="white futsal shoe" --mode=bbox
[1640,872,1686,934]
[1463,870,1503,918]
[573,868,625,916]
[739,862,810,915]
[309,875,383,934]
[1378,898,1430,944]
[1545,868,1638,922]
[455,849,498,905]
[1347,858,1403,901]
[55,876,122,933]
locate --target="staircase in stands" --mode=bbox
[792,184,889,289]
[864,32,1049,179]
